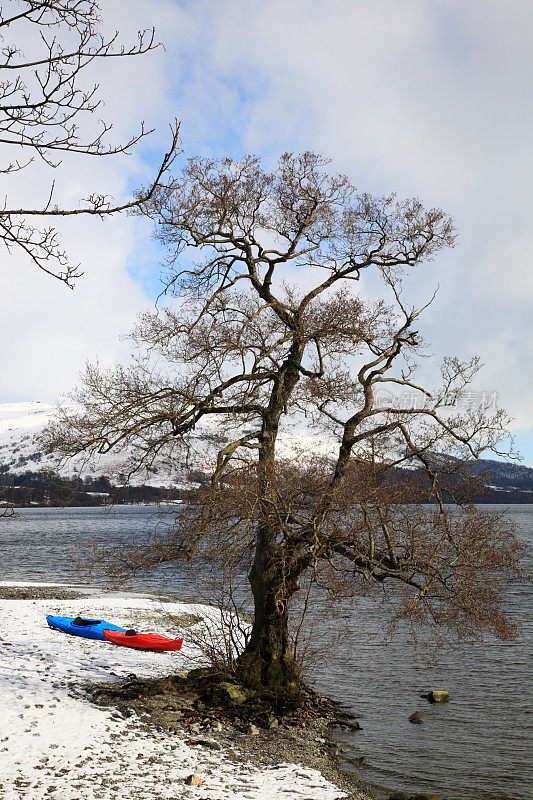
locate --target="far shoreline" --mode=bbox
[4,498,533,509]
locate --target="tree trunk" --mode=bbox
[237,542,301,695]
[236,342,305,695]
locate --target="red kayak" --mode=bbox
[103,629,184,652]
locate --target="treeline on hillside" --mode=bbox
[403,456,533,503]
[1,461,532,510]
[406,464,533,504]
[189,462,533,504]
[0,470,184,508]
[467,459,533,493]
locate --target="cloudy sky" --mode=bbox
[2,0,532,464]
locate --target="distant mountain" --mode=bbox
[0,401,332,490]
[401,452,533,503]
[0,402,56,470]
[1,401,532,503]
[467,458,533,493]
[0,401,183,487]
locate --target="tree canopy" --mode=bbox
[44,151,524,696]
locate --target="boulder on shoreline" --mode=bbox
[210,680,249,706]
[184,774,203,786]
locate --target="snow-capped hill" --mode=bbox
[0,401,335,484]
[0,401,56,433]
[1,402,532,500]
[0,402,58,473]
[0,401,164,484]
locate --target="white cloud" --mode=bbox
[0,0,182,403]
[0,213,146,401]
[2,0,532,453]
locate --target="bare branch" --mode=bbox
[0,1,180,284]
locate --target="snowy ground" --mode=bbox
[0,585,345,800]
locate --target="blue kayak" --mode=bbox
[46,615,128,641]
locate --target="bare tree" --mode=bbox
[0,491,15,516]
[44,152,525,697]
[0,0,180,285]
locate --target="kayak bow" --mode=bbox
[46,615,127,641]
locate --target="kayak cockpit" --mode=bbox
[72,616,102,627]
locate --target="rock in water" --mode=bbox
[347,756,367,767]
[389,794,444,800]
[426,690,450,703]
[408,711,427,724]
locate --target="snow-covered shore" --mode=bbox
[0,584,349,800]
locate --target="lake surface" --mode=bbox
[1,504,531,800]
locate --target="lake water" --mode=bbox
[1,504,531,800]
